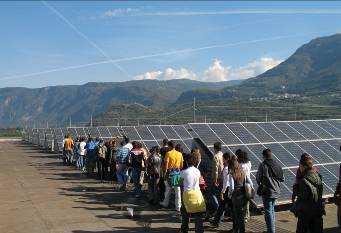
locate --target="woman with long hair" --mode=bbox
[237,150,252,222]
[227,155,252,233]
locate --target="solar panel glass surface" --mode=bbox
[263,143,298,167]
[273,122,305,141]
[208,124,242,145]
[148,126,167,140]
[296,141,334,164]
[314,121,341,138]
[226,123,259,144]
[172,125,192,139]
[288,122,319,140]
[160,126,180,139]
[257,123,291,142]
[242,123,275,143]
[135,126,155,140]
[301,121,333,139]
[190,124,221,145]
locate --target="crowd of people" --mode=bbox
[61,134,341,233]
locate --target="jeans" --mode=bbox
[180,206,204,233]
[263,197,276,233]
[232,192,247,233]
[148,175,160,204]
[160,180,181,211]
[97,157,106,181]
[131,168,143,194]
[116,163,128,187]
[77,155,84,169]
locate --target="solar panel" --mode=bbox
[26,119,341,207]
[288,122,320,140]
[257,123,291,142]
[189,124,220,145]
[242,123,275,143]
[208,124,242,145]
[148,126,167,139]
[273,122,305,141]
[314,120,341,138]
[160,126,180,139]
[226,123,259,144]
[301,121,333,139]
[263,143,298,167]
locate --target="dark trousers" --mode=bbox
[232,194,247,233]
[180,206,204,233]
[97,158,106,181]
[296,214,323,233]
[213,192,231,225]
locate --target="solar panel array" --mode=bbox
[23,119,341,205]
[189,120,341,204]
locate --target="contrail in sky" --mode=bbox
[0,31,329,81]
[41,1,130,77]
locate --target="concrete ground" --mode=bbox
[0,141,339,233]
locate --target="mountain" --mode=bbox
[176,33,341,104]
[0,79,239,127]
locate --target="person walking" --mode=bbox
[237,150,252,222]
[96,139,107,182]
[160,140,183,212]
[128,141,145,197]
[335,163,341,228]
[256,149,284,233]
[63,135,74,165]
[77,137,86,171]
[229,155,252,233]
[296,156,324,233]
[211,152,233,228]
[159,139,169,202]
[180,153,206,233]
[85,137,97,177]
[116,141,130,191]
[146,146,162,204]
[208,142,224,218]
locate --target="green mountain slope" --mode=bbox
[0,79,238,127]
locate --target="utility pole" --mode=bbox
[193,97,196,123]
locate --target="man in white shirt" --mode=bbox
[77,137,87,171]
[123,136,133,151]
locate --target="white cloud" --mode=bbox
[102,8,140,18]
[134,71,162,80]
[100,8,341,19]
[134,57,282,82]
[230,57,282,80]
[202,59,231,82]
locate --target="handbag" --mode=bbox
[183,189,206,213]
[245,182,255,200]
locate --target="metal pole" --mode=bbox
[90,114,93,127]
[265,112,268,122]
[193,97,196,123]
[69,116,72,127]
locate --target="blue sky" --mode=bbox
[1,1,341,88]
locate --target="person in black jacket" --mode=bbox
[296,156,324,233]
[256,149,284,233]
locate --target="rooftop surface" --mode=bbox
[0,141,339,233]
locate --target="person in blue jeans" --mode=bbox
[256,149,284,233]
[116,142,130,191]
